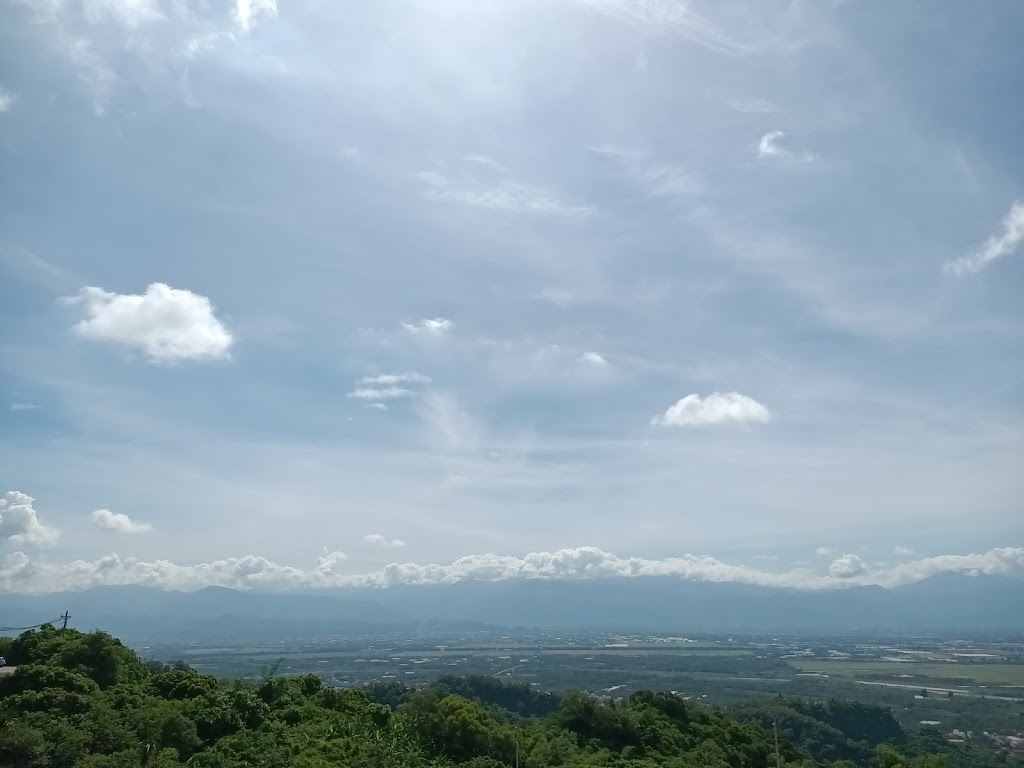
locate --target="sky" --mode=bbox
[1,0,1022,594]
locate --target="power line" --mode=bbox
[0,616,66,632]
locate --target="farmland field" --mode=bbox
[794,659,1024,686]
[140,630,1024,735]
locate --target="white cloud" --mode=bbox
[416,172,594,217]
[360,372,431,385]
[66,283,233,363]
[945,200,1024,275]
[463,154,506,172]
[756,130,815,162]
[757,130,785,157]
[816,546,833,556]
[893,545,914,556]
[828,553,869,578]
[402,317,454,336]
[652,392,771,427]
[2,545,1021,594]
[314,550,348,579]
[0,87,15,113]
[90,509,152,534]
[16,0,279,112]
[368,403,388,411]
[349,371,430,403]
[9,403,41,411]
[725,97,775,113]
[570,0,750,55]
[235,0,277,33]
[88,0,164,28]
[234,0,278,32]
[0,491,61,548]
[364,533,407,548]
[348,387,412,401]
[419,391,480,455]
[578,351,608,366]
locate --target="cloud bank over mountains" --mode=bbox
[1,544,1020,595]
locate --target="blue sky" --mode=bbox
[1,0,1022,593]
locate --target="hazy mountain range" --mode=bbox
[2,573,1021,640]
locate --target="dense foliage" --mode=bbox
[0,626,959,767]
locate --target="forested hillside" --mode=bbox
[0,625,954,767]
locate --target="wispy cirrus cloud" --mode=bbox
[348,386,413,401]
[724,97,775,113]
[945,200,1024,275]
[361,372,431,386]
[570,0,751,55]
[652,392,771,427]
[348,371,430,405]
[0,86,15,113]
[416,171,594,217]
[11,0,279,111]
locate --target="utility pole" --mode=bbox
[60,611,70,630]
[774,719,782,768]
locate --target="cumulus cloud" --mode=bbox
[364,534,407,548]
[652,392,771,427]
[893,545,914,556]
[402,317,454,336]
[2,546,1021,594]
[0,87,15,113]
[0,491,61,548]
[815,547,833,556]
[945,200,1024,275]
[578,351,608,366]
[65,283,232,363]
[314,550,348,579]
[90,509,152,534]
[828,553,869,579]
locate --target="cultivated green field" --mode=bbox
[794,659,1024,686]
